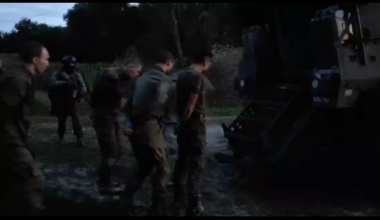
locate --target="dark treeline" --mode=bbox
[0,3,248,63]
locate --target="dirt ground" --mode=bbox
[28,116,380,216]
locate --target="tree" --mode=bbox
[172,4,184,65]
[0,3,240,62]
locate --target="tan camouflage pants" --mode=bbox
[173,113,206,203]
[122,118,171,202]
[93,114,124,187]
[0,146,45,216]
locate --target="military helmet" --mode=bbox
[62,55,77,66]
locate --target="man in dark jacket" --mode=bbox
[0,41,50,216]
[48,55,87,147]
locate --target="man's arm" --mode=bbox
[75,73,87,94]
[175,73,203,133]
[0,78,28,107]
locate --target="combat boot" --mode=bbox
[186,195,204,216]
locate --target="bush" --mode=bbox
[206,45,245,108]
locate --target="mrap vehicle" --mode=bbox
[222,3,380,180]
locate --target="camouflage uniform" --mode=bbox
[0,66,45,216]
[173,67,206,216]
[162,72,178,156]
[91,67,132,189]
[121,66,172,216]
[48,70,87,142]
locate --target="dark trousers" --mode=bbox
[57,112,83,139]
[0,146,45,216]
[93,115,123,186]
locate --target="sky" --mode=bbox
[0,3,76,33]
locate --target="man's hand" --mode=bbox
[123,127,134,136]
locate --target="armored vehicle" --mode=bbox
[222,3,380,180]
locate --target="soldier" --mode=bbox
[48,55,87,147]
[172,49,213,216]
[120,50,175,216]
[0,41,50,215]
[90,57,142,194]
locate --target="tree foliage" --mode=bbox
[0,3,240,63]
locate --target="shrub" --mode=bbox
[206,45,245,108]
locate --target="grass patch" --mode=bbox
[206,107,243,117]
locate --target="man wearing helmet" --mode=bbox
[48,55,87,147]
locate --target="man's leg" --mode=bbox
[163,123,177,156]
[149,147,171,216]
[93,115,120,193]
[57,114,67,142]
[186,141,205,216]
[146,119,171,216]
[114,118,126,165]
[119,138,154,214]
[71,111,85,147]
[0,147,45,216]
[185,116,206,216]
[172,133,190,215]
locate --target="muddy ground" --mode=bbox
[28,116,380,216]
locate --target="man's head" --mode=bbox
[192,48,213,73]
[122,57,142,79]
[150,50,175,74]
[19,41,50,75]
[62,55,77,74]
